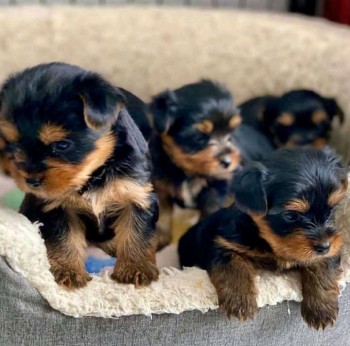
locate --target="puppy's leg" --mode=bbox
[301,256,342,330]
[209,251,258,321]
[98,190,159,287]
[153,180,174,250]
[156,192,174,250]
[21,196,90,289]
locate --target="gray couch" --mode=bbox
[1,257,349,345]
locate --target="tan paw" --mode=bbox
[219,290,258,321]
[301,300,339,330]
[111,261,159,287]
[51,267,92,290]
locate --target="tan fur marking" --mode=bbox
[83,179,153,217]
[285,198,310,213]
[41,132,116,198]
[153,180,175,250]
[252,216,343,264]
[210,255,258,320]
[312,138,327,148]
[0,120,19,142]
[195,120,214,134]
[229,114,242,129]
[215,236,270,258]
[0,137,6,150]
[215,236,298,271]
[277,112,295,126]
[312,110,328,125]
[39,123,69,145]
[46,211,90,289]
[161,133,240,180]
[0,154,13,176]
[97,203,159,287]
[328,187,347,207]
[300,260,342,329]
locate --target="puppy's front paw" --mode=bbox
[111,261,159,287]
[51,267,92,290]
[301,300,339,330]
[219,290,258,321]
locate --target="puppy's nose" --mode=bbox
[26,177,43,188]
[314,242,330,255]
[220,156,232,169]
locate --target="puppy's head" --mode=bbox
[0,62,124,199]
[149,80,242,180]
[263,90,344,148]
[232,147,348,263]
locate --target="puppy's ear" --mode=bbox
[324,98,345,124]
[79,75,125,130]
[232,162,268,215]
[149,90,178,133]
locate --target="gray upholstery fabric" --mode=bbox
[0,258,349,345]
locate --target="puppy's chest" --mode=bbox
[81,190,105,216]
[176,178,208,208]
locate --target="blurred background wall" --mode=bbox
[0,0,348,26]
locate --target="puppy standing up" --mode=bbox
[240,89,344,148]
[149,80,273,249]
[179,148,348,329]
[0,63,159,289]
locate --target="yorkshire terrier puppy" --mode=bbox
[149,80,273,248]
[0,62,159,289]
[179,147,348,329]
[240,89,344,148]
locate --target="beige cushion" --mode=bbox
[1,6,350,158]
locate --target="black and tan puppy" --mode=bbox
[0,62,159,289]
[240,89,344,148]
[149,80,273,248]
[179,147,348,329]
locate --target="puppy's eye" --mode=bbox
[51,140,73,153]
[284,211,300,222]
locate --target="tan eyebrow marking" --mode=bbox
[229,114,242,129]
[285,198,310,213]
[328,188,346,207]
[195,120,214,134]
[0,119,19,142]
[312,110,328,124]
[39,123,69,145]
[277,113,295,126]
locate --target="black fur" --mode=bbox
[240,90,344,148]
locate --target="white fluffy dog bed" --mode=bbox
[1,189,350,319]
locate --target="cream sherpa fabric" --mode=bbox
[0,191,349,318]
[0,7,350,158]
